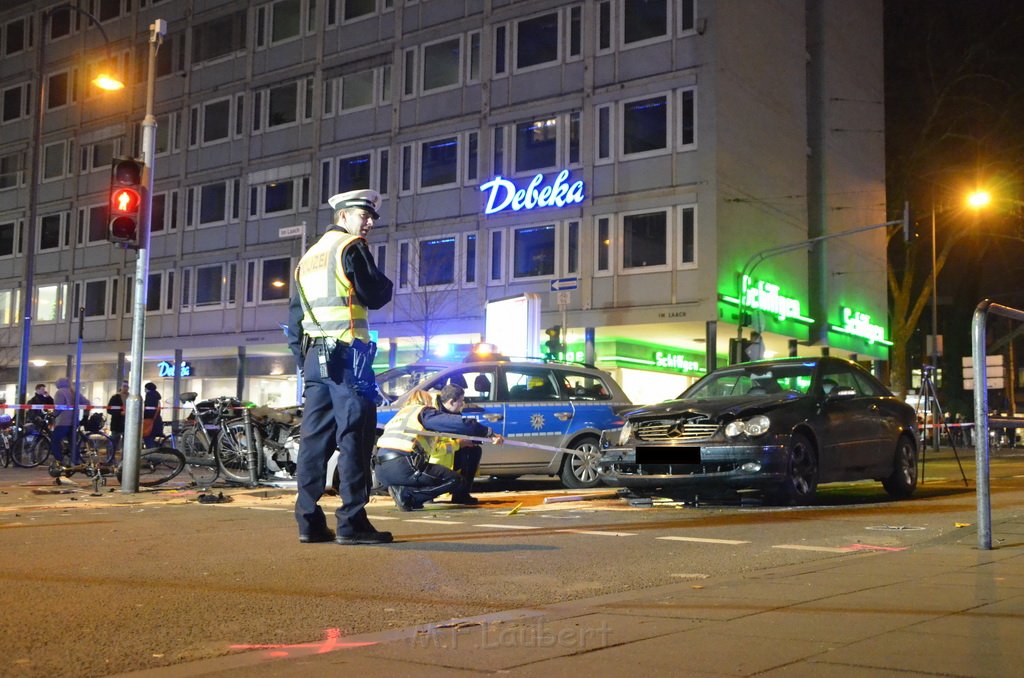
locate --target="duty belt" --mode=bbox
[375,449,410,464]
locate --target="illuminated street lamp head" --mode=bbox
[92,73,125,91]
[967,190,992,209]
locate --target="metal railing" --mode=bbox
[971,299,1024,549]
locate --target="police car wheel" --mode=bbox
[559,436,602,489]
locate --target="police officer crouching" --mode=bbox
[375,384,503,510]
[289,189,394,545]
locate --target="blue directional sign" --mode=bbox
[550,277,578,292]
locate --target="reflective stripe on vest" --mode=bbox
[295,230,370,343]
[376,404,428,454]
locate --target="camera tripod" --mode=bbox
[915,365,968,486]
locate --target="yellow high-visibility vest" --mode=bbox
[376,404,430,456]
[295,230,370,343]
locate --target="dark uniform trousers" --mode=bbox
[374,451,464,507]
[295,341,376,537]
[454,445,483,495]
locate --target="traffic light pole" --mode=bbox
[121,20,165,493]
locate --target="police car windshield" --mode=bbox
[376,364,448,401]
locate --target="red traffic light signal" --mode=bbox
[108,157,145,248]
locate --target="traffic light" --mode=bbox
[544,325,565,358]
[108,157,144,248]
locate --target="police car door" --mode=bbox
[500,366,573,466]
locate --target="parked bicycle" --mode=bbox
[9,411,55,468]
[168,393,254,486]
[0,411,15,467]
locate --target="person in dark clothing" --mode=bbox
[375,384,503,510]
[288,189,394,546]
[27,383,54,428]
[107,381,129,463]
[143,382,163,448]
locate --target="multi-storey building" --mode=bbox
[0,0,889,408]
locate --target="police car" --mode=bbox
[372,350,632,489]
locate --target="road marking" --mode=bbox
[656,536,750,545]
[404,519,464,525]
[556,529,637,537]
[368,515,400,521]
[246,507,290,511]
[773,544,850,553]
[473,523,542,530]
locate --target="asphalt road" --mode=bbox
[0,451,1020,677]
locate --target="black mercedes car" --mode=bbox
[597,357,918,504]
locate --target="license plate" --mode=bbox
[636,447,700,465]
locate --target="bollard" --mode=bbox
[243,404,259,487]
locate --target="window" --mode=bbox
[596,104,612,162]
[565,220,579,275]
[341,70,374,111]
[680,0,696,33]
[145,272,166,313]
[515,12,558,71]
[48,8,73,41]
[42,140,70,181]
[0,151,22,189]
[192,11,247,64]
[679,87,696,149]
[467,31,481,83]
[515,118,558,173]
[195,264,225,307]
[622,210,668,271]
[46,71,71,110]
[492,125,506,175]
[36,283,67,323]
[2,82,30,123]
[249,177,307,217]
[97,0,123,23]
[678,205,696,267]
[595,216,611,274]
[464,233,476,285]
[271,0,302,43]
[267,82,298,128]
[505,368,560,401]
[622,94,668,156]
[343,0,376,22]
[398,241,410,290]
[378,148,389,195]
[202,98,231,144]
[155,112,180,155]
[623,0,668,47]
[85,205,107,244]
[597,1,612,53]
[0,221,17,257]
[194,181,229,226]
[4,18,28,56]
[38,212,68,251]
[403,48,416,97]
[264,181,295,215]
[489,230,503,284]
[494,24,507,76]
[465,131,478,183]
[261,257,291,302]
[338,153,371,192]
[422,37,461,93]
[150,192,167,233]
[420,136,458,189]
[80,139,118,173]
[81,279,108,319]
[567,6,582,59]
[400,144,412,193]
[512,225,555,279]
[417,237,456,288]
[0,289,19,326]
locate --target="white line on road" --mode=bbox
[473,524,542,530]
[773,544,850,553]
[404,519,465,525]
[656,536,750,545]
[556,529,637,537]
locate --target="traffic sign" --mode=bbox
[278,225,304,237]
[964,378,1004,390]
[550,277,578,292]
[556,291,571,306]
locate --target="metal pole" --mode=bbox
[121,20,165,493]
[972,300,993,550]
[931,207,940,450]
[71,308,84,463]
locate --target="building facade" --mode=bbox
[0,0,889,408]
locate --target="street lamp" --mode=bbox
[17,4,125,422]
[121,19,167,493]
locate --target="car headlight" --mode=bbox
[617,421,633,445]
[724,414,771,438]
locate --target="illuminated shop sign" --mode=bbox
[480,169,585,215]
[654,352,701,372]
[720,276,814,324]
[157,360,192,377]
[830,307,892,346]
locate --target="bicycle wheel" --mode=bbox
[11,432,50,468]
[82,433,114,465]
[0,430,13,467]
[216,418,263,483]
[179,426,220,487]
[126,447,186,487]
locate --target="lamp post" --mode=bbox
[121,19,166,493]
[17,3,124,420]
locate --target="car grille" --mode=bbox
[634,420,719,442]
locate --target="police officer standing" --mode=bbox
[289,189,394,545]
